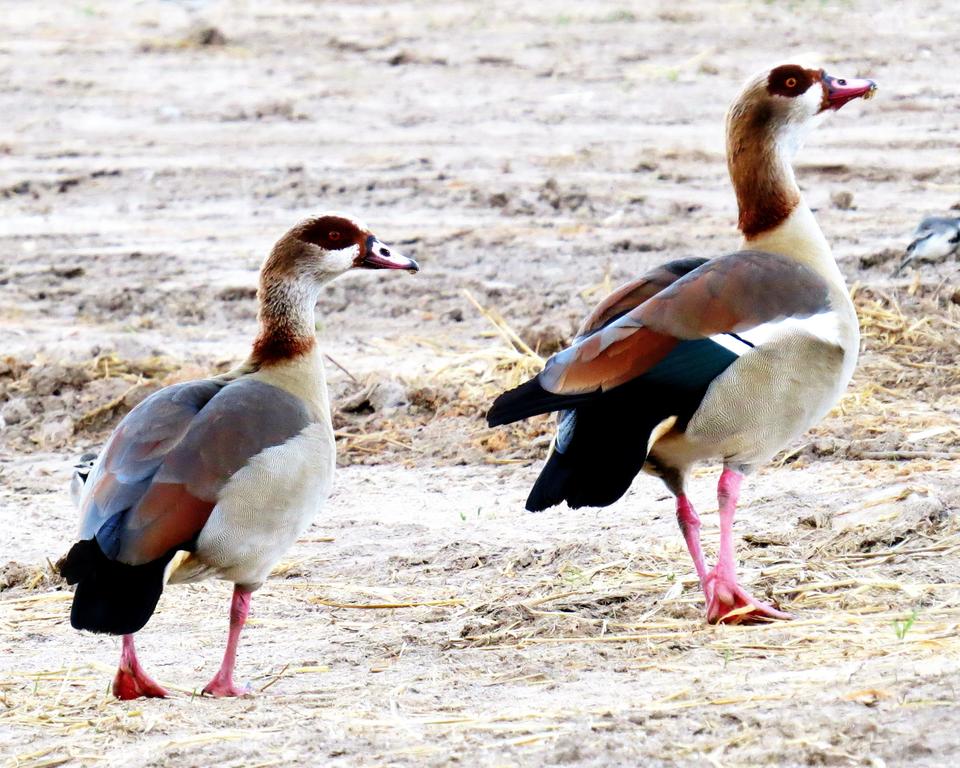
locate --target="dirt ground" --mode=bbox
[2,1,960,766]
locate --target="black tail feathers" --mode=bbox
[525,448,574,511]
[488,377,651,513]
[58,539,173,635]
[525,435,644,512]
[487,377,595,427]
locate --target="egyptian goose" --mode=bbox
[58,214,418,699]
[487,64,876,624]
[894,216,960,275]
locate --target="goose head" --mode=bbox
[726,63,876,239]
[728,64,877,159]
[273,214,419,284]
[251,214,419,365]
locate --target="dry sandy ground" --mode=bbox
[2,1,960,766]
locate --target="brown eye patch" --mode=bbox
[298,216,362,251]
[766,65,816,98]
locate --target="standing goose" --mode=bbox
[58,214,418,698]
[487,64,876,624]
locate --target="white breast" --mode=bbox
[182,421,336,589]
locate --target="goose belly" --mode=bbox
[654,318,856,471]
[173,422,336,588]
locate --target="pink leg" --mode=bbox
[676,494,709,586]
[112,634,168,700]
[202,586,254,697]
[702,468,791,624]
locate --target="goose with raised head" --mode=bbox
[487,64,876,624]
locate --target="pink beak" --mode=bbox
[359,235,419,272]
[821,71,877,111]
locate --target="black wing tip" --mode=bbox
[61,538,172,635]
[485,390,513,427]
[57,538,98,585]
[486,377,546,427]
[487,377,599,428]
[524,449,571,513]
[524,497,550,513]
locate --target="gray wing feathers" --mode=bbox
[79,380,225,538]
[153,378,312,499]
[78,377,312,546]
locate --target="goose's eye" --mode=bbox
[329,231,341,241]
[785,77,797,88]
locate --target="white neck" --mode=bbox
[247,276,332,421]
[251,345,331,422]
[258,279,321,342]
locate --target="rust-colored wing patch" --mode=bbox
[538,250,831,396]
[79,378,312,567]
[637,250,831,338]
[577,257,708,337]
[542,325,677,394]
[117,483,215,565]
